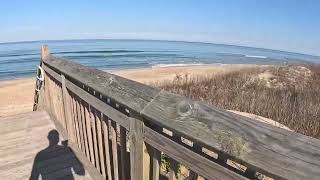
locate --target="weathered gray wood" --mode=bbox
[41,45,50,60]
[67,141,104,180]
[71,94,81,147]
[151,148,160,180]
[45,108,103,180]
[144,126,247,180]
[71,96,80,148]
[141,90,320,180]
[54,81,61,125]
[41,49,320,180]
[0,111,95,180]
[80,100,90,159]
[169,158,178,180]
[95,111,106,177]
[188,171,198,180]
[42,55,161,113]
[110,121,119,180]
[42,63,62,83]
[90,107,100,171]
[84,103,95,165]
[57,82,67,130]
[102,117,113,180]
[75,99,85,152]
[129,118,144,180]
[61,75,74,141]
[64,78,130,129]
[120,126,129,180]
[50,80,58,123]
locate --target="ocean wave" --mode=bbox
[0,53,38,58]
[63,53,183,59]
[52,50,144,54]
[151,63,204,68]
[245,55,268,59]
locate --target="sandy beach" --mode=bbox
[0,64,258,117]
[0,78,35,117]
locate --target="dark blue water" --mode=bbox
[0,39,319,80]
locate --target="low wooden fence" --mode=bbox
[34,46,320,180]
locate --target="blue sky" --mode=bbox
[1,0,319,55]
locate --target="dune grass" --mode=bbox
[152,64,320,138]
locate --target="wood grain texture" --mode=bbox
[61,75,74,141]
[129,118,144,180]
[120,126,129,180]
[41,52,320,179]
[42,63,62,83]
[95,111,106,177]
[141,90,320,180]
[110,121,119,180]
[188,171,198,180]
[102,118,113,180]
[0,111,94,180]
[90,108,100,171]
[79,100,90,159]
[64,78,130,130]
[151,148,160,180]
[45,107,105,180]
[84,104,95,165]
[71,94,81,147]
[75,99,85,152]
[144,126,247,180]
[43,55,160,113]
[169,158,178,180]
[41,45,49,59]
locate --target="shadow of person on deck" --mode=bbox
[29,129,85,180]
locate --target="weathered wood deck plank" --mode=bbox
[0,111,93,180]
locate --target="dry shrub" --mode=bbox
[152,65,320,138]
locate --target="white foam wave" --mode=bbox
[245,55,267,59]
[151,63,205,68]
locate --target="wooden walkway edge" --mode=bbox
[0,111,93,180]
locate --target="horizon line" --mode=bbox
[0,38,319,58]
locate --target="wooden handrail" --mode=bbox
[35,46,320,180]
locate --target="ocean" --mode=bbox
[0,39,319,80]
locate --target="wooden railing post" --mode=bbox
[169,158,178,180]
[33,45,49,111]
[41,45,49,60]
[151,148,161,180]
[61,75,74,141]
[129,117,144,180]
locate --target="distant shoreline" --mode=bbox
[1,39,318,81]
[0,63,259,82]
[1,38,319,58]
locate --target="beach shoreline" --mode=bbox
[0,64,258,117]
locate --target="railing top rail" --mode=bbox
[41,46,320,180]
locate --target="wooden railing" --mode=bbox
[34,46,320,180]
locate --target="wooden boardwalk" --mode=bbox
[2,46,318,180]
[0,111,92,180]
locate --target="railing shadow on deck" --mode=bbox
[33,45,320,180]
